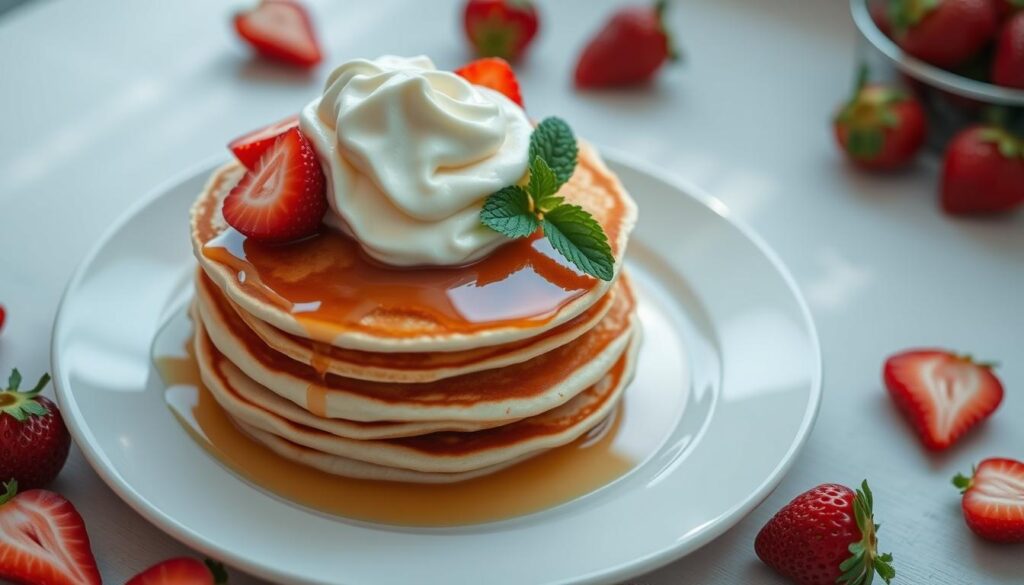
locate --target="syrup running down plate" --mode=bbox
[52,152,822,585]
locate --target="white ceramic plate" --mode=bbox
[51,153,821,585]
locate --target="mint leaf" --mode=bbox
[480,186,539,239]
[542,204,614,281]
[527,156,563,213]
[529,117,578,187]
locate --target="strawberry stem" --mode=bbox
[888,0,941,36]
[655,0,681,62]
[952,466,977,494]
[977,128,1024,160]
[0,480,17,506]
[205,559,229,584]
[838,481,895,585]
[956,353,1001,370]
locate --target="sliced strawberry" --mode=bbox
[229,115,300,171]
[127,557,228,585]
[234,0,322,69]
[884,349,1004,450]
[455,57,524,107]
[954,458,1024,542]
[223,127,327,243]
[0,481,101,585]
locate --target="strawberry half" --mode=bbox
[756,481,895,585]
[884,349,1004,450]
[222,127,327,243]
[0,481,101,585]
[127,557,228,585]
[229,114,299,171]
[455,57,524,107]
[234,0,322,69]
[0,369,71,489]
[953,458,1024,542]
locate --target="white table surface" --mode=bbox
[1,0,1021,583]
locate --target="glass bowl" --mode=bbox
[850,0,1024,151]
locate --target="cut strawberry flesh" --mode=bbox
[962,458,1024,542]
[222,127,327,243]
[0,489,101,585]
[127,557,220,585]
[229,114,300,171]
[885,350,1003,450]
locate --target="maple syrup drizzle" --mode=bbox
[201,227,597,338]
[305,384,329,418]
[155,337,642,527]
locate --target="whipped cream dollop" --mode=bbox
[300,55,532,266]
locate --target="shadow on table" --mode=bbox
[231,55,318,87]
[872,391,1001,473]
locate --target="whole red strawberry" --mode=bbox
[127,557,228,585]
[996,0,1024,20]
[993,12,1024,88]
[953,458,1024,543]
[888,0,997,68]
[756,481,895,585]
[833,68,926,170]
[941,126,1024,215]
[870,0,894,36]
[463,0,539,62]
[0,369,70,489]
[0,304,5,333]
[574,0,679,88]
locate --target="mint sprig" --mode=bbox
[480,117,615,281]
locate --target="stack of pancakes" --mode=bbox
[188,143,640,483]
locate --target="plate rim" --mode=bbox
[51,149,822,585]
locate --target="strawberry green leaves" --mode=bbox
[480,117,615,281]
[838,481,896,585]
[1,369,52,422]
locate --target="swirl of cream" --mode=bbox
[299,55,531,266]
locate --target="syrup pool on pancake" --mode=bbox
[164,55,652,525]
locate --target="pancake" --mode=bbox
[233,421,529,484]
[197,320,640,474]
[196,270,619,383]
[191,141,638,353]
[221,348,510,439]
[196,268,638,423]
